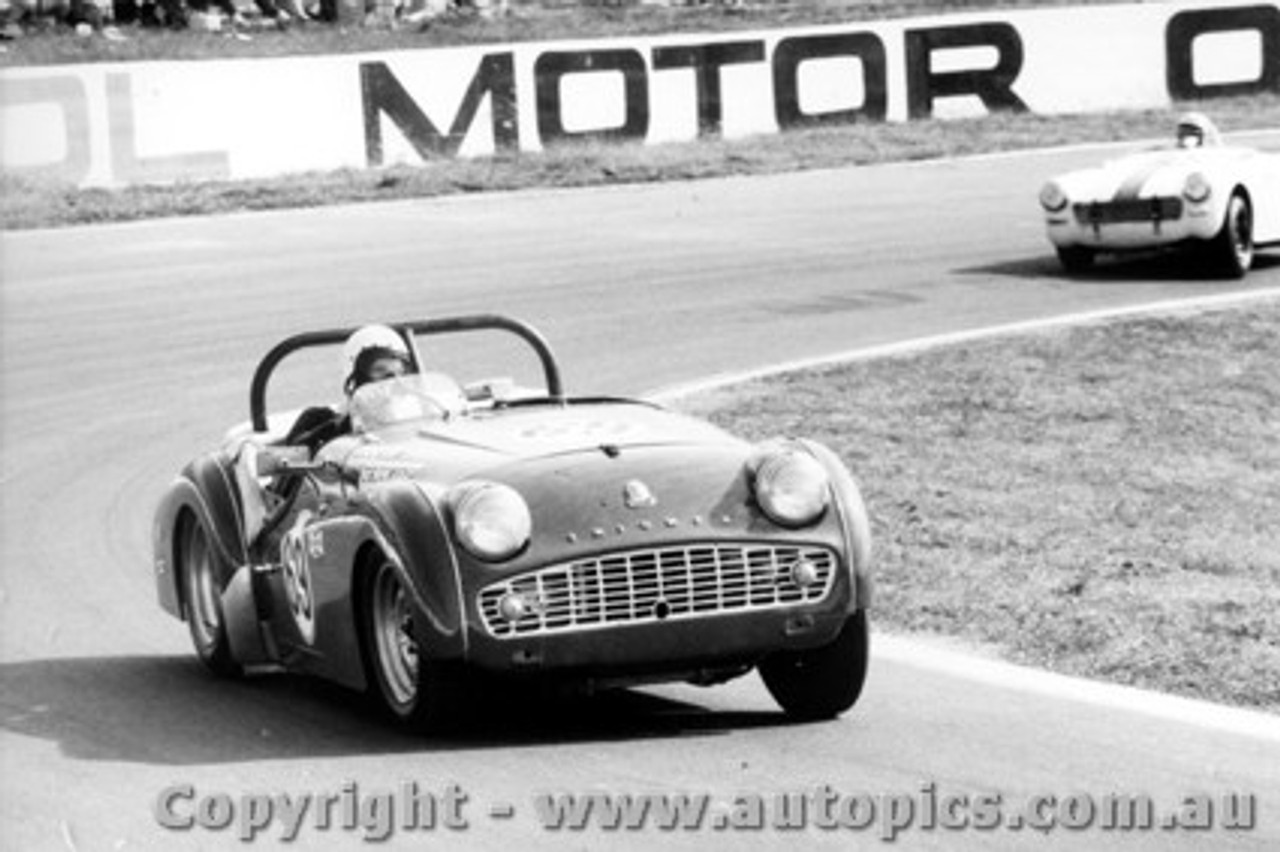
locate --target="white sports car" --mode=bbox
[1039,116,1280,279]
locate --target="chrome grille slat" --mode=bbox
[1073,197,1184,224]
[478,543,838,638]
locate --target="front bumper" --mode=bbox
[464,604,850,680]
[459,540,854,677]
[1046,197,1221,249]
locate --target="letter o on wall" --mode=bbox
[1166,5,1280,99]
[535,50,649,145]
[1,76,92,185]
[773,33,888,128]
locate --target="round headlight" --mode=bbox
[450,482,531,562]
[753,447,830,528]
[1039,181,1069,213]
[1183,172,1211,204]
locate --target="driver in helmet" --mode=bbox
[1176,112,1221,149]
[233,325,415,547]
[284,324,416,453]
[341,325,414,395]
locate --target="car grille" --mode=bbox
[1073,197,1183,224]
[477,542,838,638]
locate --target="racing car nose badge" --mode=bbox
[623,479,658,509]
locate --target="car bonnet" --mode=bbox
[417,401,739,458]
[1059,147,1233,202]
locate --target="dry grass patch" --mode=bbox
[681,300,1280,711]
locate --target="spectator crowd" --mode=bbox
[0,0,474,39]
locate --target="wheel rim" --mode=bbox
[371,562,419,708]
[185,525,221,653]
[1230,197,1253,265]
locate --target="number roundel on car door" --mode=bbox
[280,510,318,645]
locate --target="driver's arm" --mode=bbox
[283,406,349,455]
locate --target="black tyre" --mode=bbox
[759,610,869,721]
[1208,191,1253,279]
[1056,245,1095,273]
[360,555,460,730]
[180,514,243,677]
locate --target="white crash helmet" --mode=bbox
[341,324,412,394]
[1176,112,1221,148]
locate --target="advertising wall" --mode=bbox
[2,1,1276,188]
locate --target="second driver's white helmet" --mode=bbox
[1176,112,1221,148]
[342,324,412,394]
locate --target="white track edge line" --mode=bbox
[647,289,1280,403]
[874,634,1280,743]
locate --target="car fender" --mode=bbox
[1199,162,1240,226]
[1249,153,1280,242]
[152,454,248,620]
[360,481,469,661]
[246,484,468,693]
[798,439,873,611]
[221,564,274,666]
[268,513,389,691]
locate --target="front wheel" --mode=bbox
[758,610,869,721]
[1208,191,1253,279]
[360,555,461,731]
[180,515,243,678]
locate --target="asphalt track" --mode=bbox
[3,133,1280,851]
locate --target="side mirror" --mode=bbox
[255,445,315,477]
[464,377,516,403]
[464,377,542,406]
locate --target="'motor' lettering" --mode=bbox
[1165,4,1280,99]
[904,23,1028,119]
[652,41,767,136]
[773,33,889,128]
[360,55,518,166]
[534,50,649,144]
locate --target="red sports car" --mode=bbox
[153,315,873,730]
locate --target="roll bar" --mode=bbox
[249,314,565,433]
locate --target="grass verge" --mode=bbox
[4,93,1280,230]
[678,299,1280,712]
